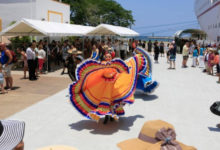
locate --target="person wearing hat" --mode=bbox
[118,120,196,150]
[0,120,25,150]
[67,47,77,81]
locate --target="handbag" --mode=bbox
[210,101,220,116]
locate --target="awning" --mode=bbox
[174,29,207,38]
[0,18,95,37]
[86,24,139,37]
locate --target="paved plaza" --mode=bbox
[0,71,71,118]
[7,55,220,150]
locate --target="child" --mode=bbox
[192,47,199,67]
[102,53,113,65]
[0,63,6,94]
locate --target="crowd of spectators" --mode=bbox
[181,41,220,83]
[1,37,220,94]
[0,38,142,89]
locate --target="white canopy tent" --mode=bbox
[0,18,95,37]
[86,24,139,37]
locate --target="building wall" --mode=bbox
[0,18,2,32]
[36,0,70,23]
[0,0,70,31]
[0,0,36,30]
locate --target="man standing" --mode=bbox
[159,41,165,57]
[26,43,37,80]
[120,41,126,60]
[0,43,13,90]
[154,42,160,63]
[182,42,190,68]
[168,43,177,69]
[148,40,152,54]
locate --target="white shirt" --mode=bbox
[38,49,46,59]
[26,47,35,60]
[120,43,126,51]
[115,43,120,51]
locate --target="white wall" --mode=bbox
[197,4,220,42]
[0,0,70,31]
[0,0,36,30]
[35,0,70,23]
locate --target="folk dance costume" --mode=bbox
[135,47,159,94]
[69,47,158,122]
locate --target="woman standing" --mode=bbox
[38,44,46,74]
[17,48,28,79]
[90,44,100,61]
[208,49,215,75]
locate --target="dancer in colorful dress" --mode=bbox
[69,47,158,123]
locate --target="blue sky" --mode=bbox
[115,0,199,36]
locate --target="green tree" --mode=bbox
[62,0,135,27]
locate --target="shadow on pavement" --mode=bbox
[134,93,158,101]
[69,115,144,135]
[208,127,220,132]
[11,86,20,90]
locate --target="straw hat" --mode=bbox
[68,48,77,54]
[208,48,216,52]
[76,51,83,55]
[37,145,78,150]
[117,120,196,150]
[103,45,109,49]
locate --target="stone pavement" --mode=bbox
[0,70,71,119]
[7,55,220,150]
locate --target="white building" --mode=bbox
[0,0,70,31]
